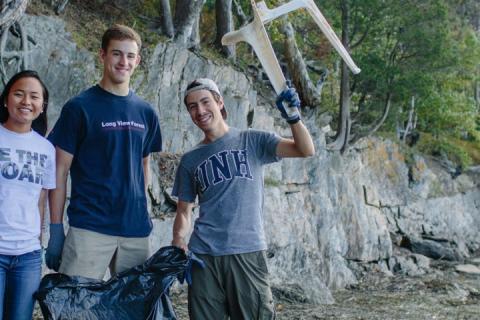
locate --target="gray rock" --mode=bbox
[388,253,430,276]
[20,16,96,126]
[400,236,462,261]
[455,264,480,274]
[21,14,480,304]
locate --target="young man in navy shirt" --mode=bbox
[46,25,162,279]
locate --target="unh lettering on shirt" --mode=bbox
[195,149,253,193]
[0,148,48,185]
[101,120,145,131]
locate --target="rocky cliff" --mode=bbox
[19,15,480,303]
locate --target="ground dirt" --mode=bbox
[33,258,480,319]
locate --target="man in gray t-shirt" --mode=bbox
[172,78,314,320]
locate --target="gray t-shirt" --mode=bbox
[172,128,281,256]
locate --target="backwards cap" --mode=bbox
[184,78,226,119]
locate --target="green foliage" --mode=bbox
[226,2,479,166]
[332,0,479,163]
[264,177,281,187]
[416,135,474,168]
[48,0,480,166]
[142,0,160,16]
[199,2,217,44]
[204,0,216,10]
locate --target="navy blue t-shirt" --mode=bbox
[48,85,162,237]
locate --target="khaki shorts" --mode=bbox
[59,227,150,280]
[189,251,275,320]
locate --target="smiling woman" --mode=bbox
[0,70,49,136]
[0,70,56,320]
[5,78,44,131]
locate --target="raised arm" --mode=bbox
[45,146,73,271]
[172,200,195,252]
[276,121,315,158]
[274,84,315,158]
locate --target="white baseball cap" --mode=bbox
[184,78,227,119]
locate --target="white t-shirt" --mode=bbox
[0,125,55,255]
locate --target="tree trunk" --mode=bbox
[173,0,205,48]
[159,0,174,38]
[370,93,391,137]
[0,0,28,84]
[55,0,70,14]
[280,18,323,109]
[355,92,392,144]
[475,79,479,109]
[17,22,28,70]
[335,60,352,153]
[328,0,351,153]
[189,15,201,51]
[402,96,415,142]
[0,0,27,28]
[215,0,235,58]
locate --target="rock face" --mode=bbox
[18,16,96,123]
[20,15,480,303]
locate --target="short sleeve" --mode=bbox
[43,143,56,190]
[171,161,196,203]
[143,109,162,157]
[248,130,281,165]
[48,101,84,156]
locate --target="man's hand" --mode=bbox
[45,223,65,271]
[275,82,301,124]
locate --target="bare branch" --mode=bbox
[215,0,235,58]
[0,0,27,28]
[159,0,174,38]
[401,96,415,142]
[280,18,323,108]
[173,0,206,48]
[351,92,392,145]
[327,0,352,153]
[55,0,70,14]
[350,24,370,49]
[232,0,248,26]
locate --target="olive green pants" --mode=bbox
[189,251,275,320]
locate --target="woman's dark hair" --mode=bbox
[0,70,49,136]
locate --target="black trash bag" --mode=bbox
[35,246,204,320]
